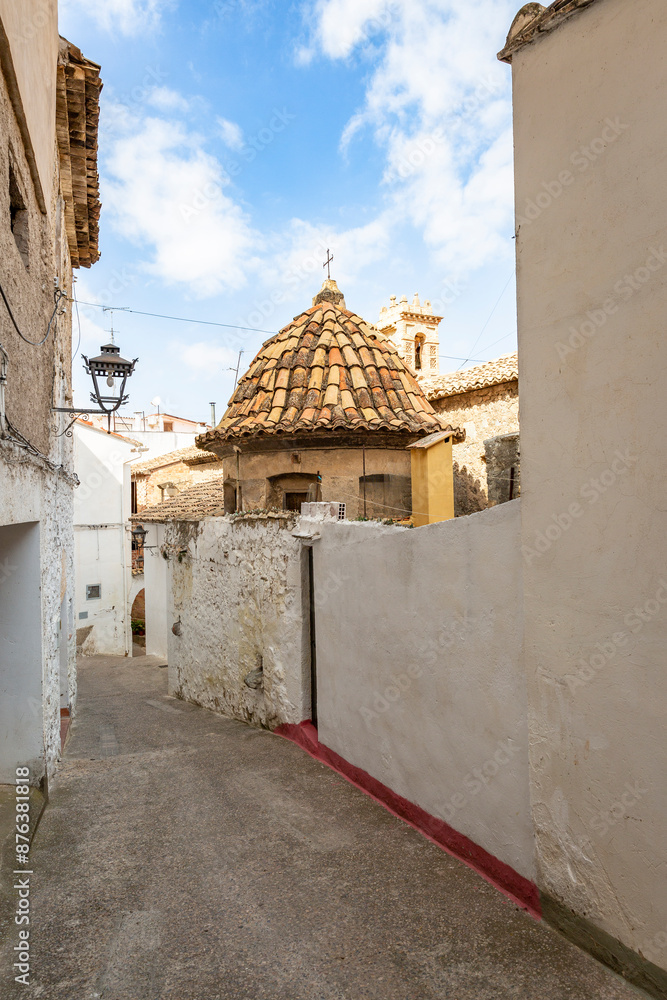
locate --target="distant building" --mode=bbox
[0,6,102,784]
[420,353,519,513]
[87,409,208,436]
[131,444,224,513]
[73,422,142,656]
[377,293,442,374]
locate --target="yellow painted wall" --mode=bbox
[410,437,454,526]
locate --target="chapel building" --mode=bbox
[197,280,448,519]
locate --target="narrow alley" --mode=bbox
[0,655,642,1000]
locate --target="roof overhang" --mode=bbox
[56,37,102,268]
[407,427,466,450]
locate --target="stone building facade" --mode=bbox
[419,353,519,513]
[132,444,224,512]
[377,293,442,374]
[197,279,448,520]
[0,6,102,784]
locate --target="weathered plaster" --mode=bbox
[167,514,310,728]
[0,445,75,781]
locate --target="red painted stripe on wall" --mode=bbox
[275,720,541,920]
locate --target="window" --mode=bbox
[86,584,101,600]
[284,492,309,511]
[9,161,28,268]
[414,338,423,370]
[163,420,173,432]
[131,480,137,514]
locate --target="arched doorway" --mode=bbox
[131,588,146,656]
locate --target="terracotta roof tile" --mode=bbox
[130,479,226,522]
[419,353,518,401]
[197,285,444,450]
[131,444,219,475]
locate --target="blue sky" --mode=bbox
[59,0,519,424]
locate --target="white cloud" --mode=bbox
[59,0,173,35]
[178,340,241,375]
[216,117,245,152]
[147,87,192,113]
[102,108,259,297]
[301,0,518,279]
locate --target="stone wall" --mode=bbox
[485,433,520,507]
[166,513,311,728]
[0,449,75,782]
[222,445,414,520]
[431,382,519,505]
[0,1,77,784]
[0,28,73,457]
[136,460,225,511]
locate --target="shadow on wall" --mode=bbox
[453,461,488,517]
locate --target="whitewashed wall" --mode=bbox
[167,514,310,727]
[145,523,169,659]
[0,448,75,782]
[312,505,535,883]
[74,425,136,656]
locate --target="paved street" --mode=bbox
[0,655,643,999]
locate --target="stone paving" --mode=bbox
[0,654,645,999]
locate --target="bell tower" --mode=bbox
[377,293,442,375]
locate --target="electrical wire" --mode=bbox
[457,271,515,371]
[70,298,512,367]
[72,299,279,337]
[0,278,65,347]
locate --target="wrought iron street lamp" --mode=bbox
[53,337,138,436]
[83,341,137,415]
[131,523,148,546]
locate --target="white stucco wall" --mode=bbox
[167,514,310,728]
[74,425,135,656]
[0,448,75,782]
[145,523,168,659]
[312,504,535,882]
[509,0,667,956]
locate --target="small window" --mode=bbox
[9,161,29,269]
[163,420,173,432]
[86,584,101,600]
[414,339,423,370]
[131,480,137,514]
[284,491,309,512]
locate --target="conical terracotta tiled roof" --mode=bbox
[198,282,444,449]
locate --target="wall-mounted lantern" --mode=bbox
[53,336,138,436]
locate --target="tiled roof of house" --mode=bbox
[498,1,600,62]
[131,480,227,522]
[418,353,518,401]
[197,280,444,450]
[56,38,102,267]
[131,445,220,476]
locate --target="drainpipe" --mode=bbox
[233,445,242,512]
[0,342,7,438]
[362,446,367,518]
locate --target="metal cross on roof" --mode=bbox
[323,249,334,279]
